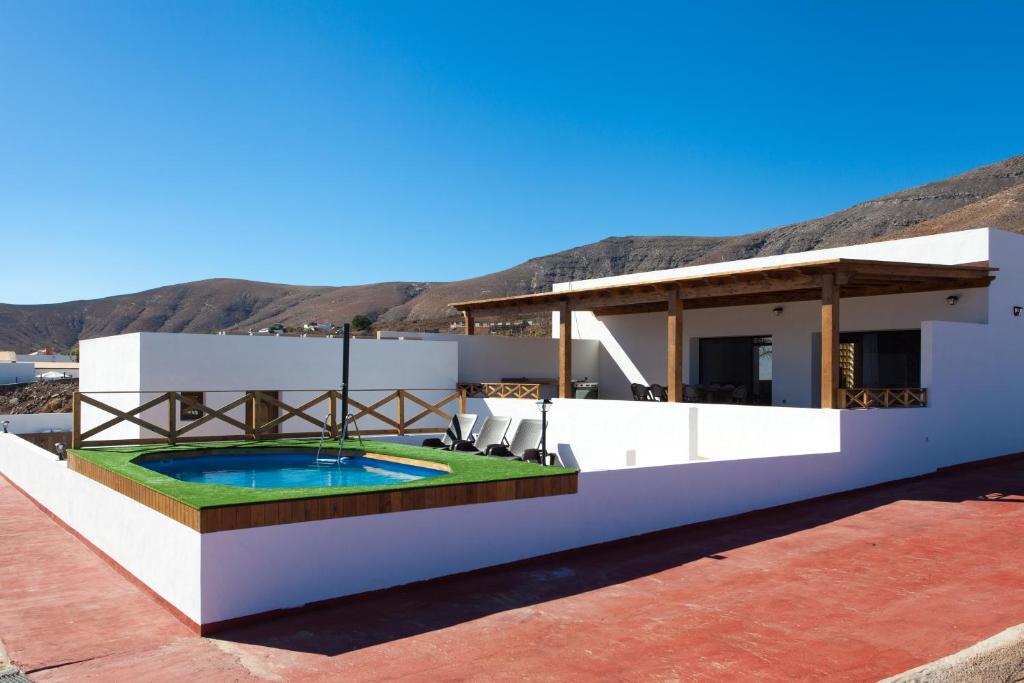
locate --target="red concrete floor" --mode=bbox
[2,457,1024,682]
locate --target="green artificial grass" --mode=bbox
[70,438,576,510]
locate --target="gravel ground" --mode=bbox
[0,380,75,415]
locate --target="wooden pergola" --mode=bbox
[451,258,995,408]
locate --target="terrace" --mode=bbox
[452,257,995,409]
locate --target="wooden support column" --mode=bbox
[821,273,840,409]
[463,310,475,335]
[667,289,684,402]
[559,300,573,399]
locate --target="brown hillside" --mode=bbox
[2,154,1023,352]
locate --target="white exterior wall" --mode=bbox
[79,334,143,442]
[0,362,37,385]
[16,353,75,363]
[79,333,459,440]
[378,331,600,392]
[0,434,202,623]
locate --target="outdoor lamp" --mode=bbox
[946,295,959,306]
[536,398,552,466]
[1014,306,1022,317]
[772,307,784,317]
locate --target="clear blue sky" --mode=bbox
[2,1,1022,304]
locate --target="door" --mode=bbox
[247,391,281,435]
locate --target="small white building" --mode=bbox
[0,360,37,385]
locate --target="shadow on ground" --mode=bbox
[215,456,1024,657]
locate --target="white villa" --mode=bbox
[3,226,1023,632]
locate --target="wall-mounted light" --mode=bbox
[946,295,960,306]
[1014,306,1022,317]
[772,307,784,317]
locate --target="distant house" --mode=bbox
[0,350,78,381]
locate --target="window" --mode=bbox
[179,392,204,421]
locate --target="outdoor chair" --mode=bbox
[648,384,668,402]
[487,418,544,463]
[684,384,703,402]
[630,383,651,401]
[422,413,478,450]
[731,384,749,404]
[452,415,512,455]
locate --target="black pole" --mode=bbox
[340,323,350,443]
[540,409,547,465]
[539,398,551,466]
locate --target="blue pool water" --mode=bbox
[138,451,444,489]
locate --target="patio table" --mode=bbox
[699,384,736,403]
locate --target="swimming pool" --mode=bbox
[138,450,446,489]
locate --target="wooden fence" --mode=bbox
[72,388,467,448]
[837,388,928,409]
[458,382,542,400]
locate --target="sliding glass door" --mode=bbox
[698,335,773,404]
[838,330,921,389]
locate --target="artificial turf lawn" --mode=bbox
[69,438,577,509]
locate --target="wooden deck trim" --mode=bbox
[68,452,576,534]
[68,453,202,530]
[363,452,452,472]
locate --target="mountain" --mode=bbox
[2,154,1023,352]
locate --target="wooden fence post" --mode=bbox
[72,392,82,449]
[328,389,337,438]
[247,391,259,440]
[397,390,405,435]
[167,392,177,445]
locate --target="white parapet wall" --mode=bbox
[0,434,202,624]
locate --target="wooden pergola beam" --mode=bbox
[449,258,995,318]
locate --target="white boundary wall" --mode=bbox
[0,412,72,434]
[0,434,201,623]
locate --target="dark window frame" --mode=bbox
[179,391,205,421]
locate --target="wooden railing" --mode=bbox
[72,388,467,448]
[838,388,927,409]
[458,382,542,400]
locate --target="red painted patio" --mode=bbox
[2,455,1023,682]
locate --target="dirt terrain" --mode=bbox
[0,380,75,414]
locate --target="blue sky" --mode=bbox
[1,1,1022,305]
